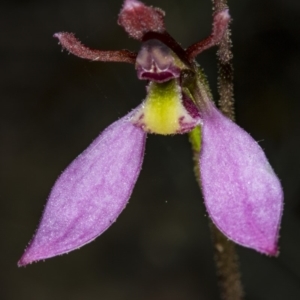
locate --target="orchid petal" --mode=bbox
[19,112,146,266]
[200,104,283,255]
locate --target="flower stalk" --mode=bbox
[213,0,235,121]
[205,1,244,299]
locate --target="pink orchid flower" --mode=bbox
[18,0,283,266]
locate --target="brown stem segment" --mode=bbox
[54,32,137,64]
[213,1,235,121]
[210,0,244,299]
[209,222,244,300]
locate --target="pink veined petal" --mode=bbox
[200,104,283,255]
[19,111,146,266]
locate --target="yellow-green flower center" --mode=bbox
[131,79,200,135]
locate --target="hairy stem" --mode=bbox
[213,0,235,121]
[210,0,244,299]
[209,222,244,300]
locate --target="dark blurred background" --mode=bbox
[1,0,300,299]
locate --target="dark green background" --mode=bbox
[1,0,300,299]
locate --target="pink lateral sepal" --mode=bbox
[18,112,146,266]
[199,104,283,255]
